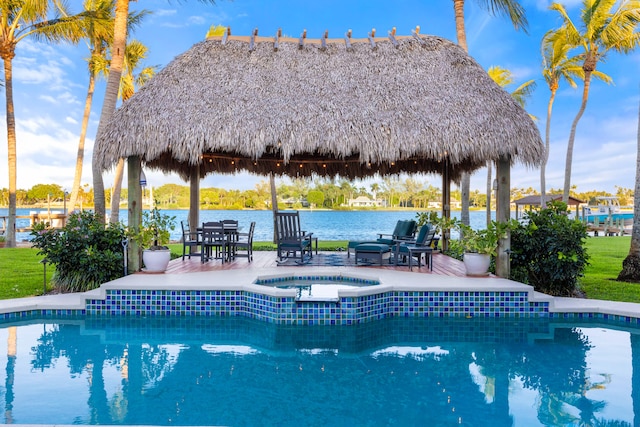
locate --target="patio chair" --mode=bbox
[231,221,255,262]
[347,219,417,257]
[181,220,201,261]
[275,211,313,264]
[221,219,240,257]
[201,221,229,264]
[393,224,436,270]
[376,219,417,245]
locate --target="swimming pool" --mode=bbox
[0,316,636,426]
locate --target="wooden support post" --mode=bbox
[189,164,200,229]
[270,172,278,243]
[127,156,142,273]
[495,155,511,278]
[441,159,451,252]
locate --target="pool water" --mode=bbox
[0,316,637,426]
[253,275,380,301]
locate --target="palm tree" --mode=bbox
[0,2,91,247]
[109,40,157,223]
[452,0,528,226]
[540,29,585,207]
[68,0,113,213]
[618,96,640,281]
[486,66,536,225]
[92,0,218,222]
[551,0,640,203]
[68,0,146,213]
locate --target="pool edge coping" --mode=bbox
[0,267,638,319]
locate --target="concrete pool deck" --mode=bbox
[2,266,640,321]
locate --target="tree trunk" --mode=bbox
[563,70,592,203]
[453,0,470,226]
[453,0,468,51]
[3,56,16,248]
[109,158,125,223]
[92,0,129,222]
[541,89,556,207]
[618,97,640,281]
[68,74,96,212]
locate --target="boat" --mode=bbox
[583,196,622,216]
[582,197,631,236]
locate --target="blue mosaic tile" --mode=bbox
[4,285,635,327]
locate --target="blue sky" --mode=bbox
[0,0,638,195]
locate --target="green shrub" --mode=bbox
[31,211,126,292]
[510,201,589,296]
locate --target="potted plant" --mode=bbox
[0,235,5,248]
[457,221,511,276]
[128,203,176,273]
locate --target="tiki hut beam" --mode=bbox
[345,29,352,49]
[298,29,306,49]
[368,28,376,49]
[496,155,511,277]
[388,27,399,48]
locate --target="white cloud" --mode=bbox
[155,9,178,17]
[535,0,583,11]
[188,16,206,26]
[39,95,57,104]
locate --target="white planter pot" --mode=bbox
[463,252,491,276]
[142,249,171,273]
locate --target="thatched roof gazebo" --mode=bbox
[94,27,544,275]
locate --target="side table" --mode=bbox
[407,246,433,271]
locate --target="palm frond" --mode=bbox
[479,0,529,32]
[511,79,537,108]
[488,65,514,87]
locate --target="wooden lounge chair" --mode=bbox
[275,211,313,264]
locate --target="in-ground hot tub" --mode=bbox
[253,273,381,302]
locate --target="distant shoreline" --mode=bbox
[3,204,480,212]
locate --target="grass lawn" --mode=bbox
[2,237,640,303]
[0,248,54,299]
[580,235,640,303]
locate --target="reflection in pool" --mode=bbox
[1,316,638,426]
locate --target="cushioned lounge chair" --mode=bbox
[347,219,417,257]
[377,219,417,244]
[393,224,436,270]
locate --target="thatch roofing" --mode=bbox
[95,29,544,181]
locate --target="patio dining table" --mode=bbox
[200,222,242,263]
